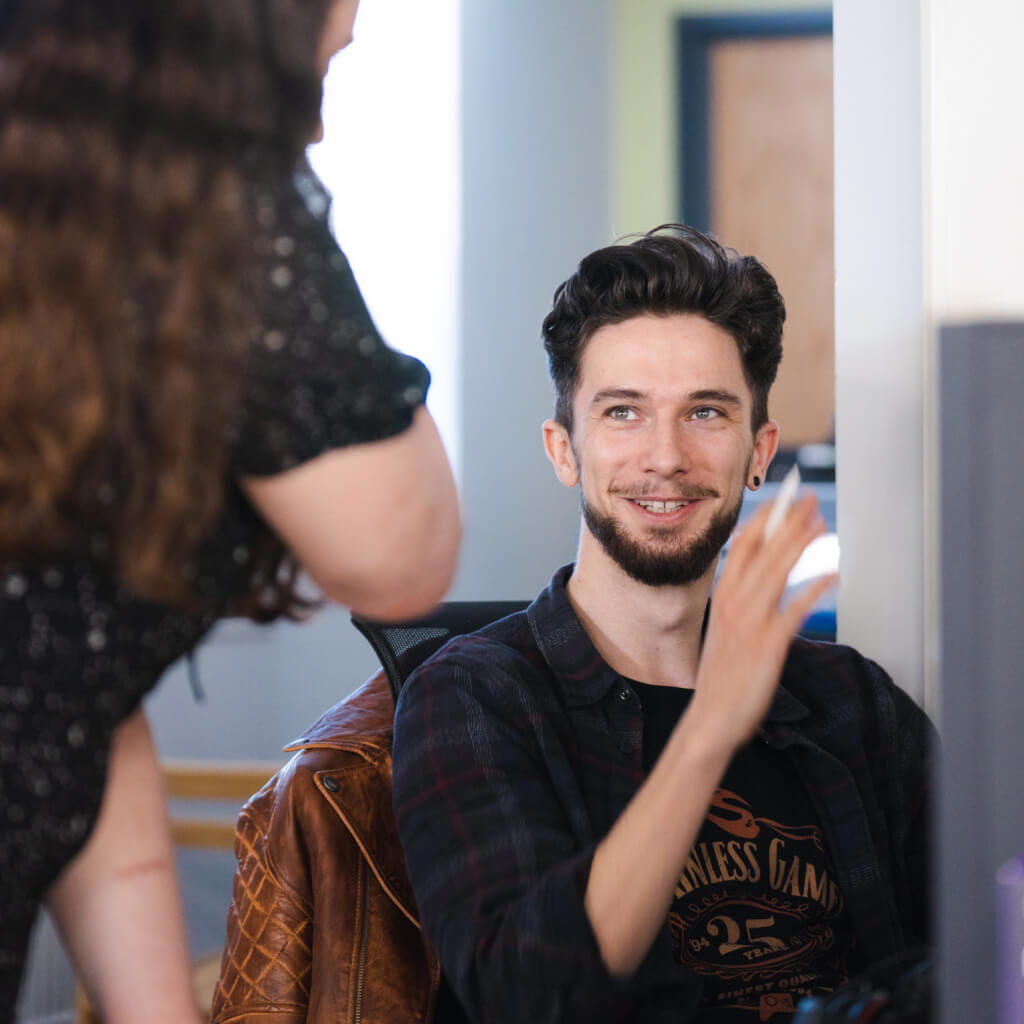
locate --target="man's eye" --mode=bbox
[607,406,636,421]
[693,407,720,421]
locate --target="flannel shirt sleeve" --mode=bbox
[392,643,695,1024]
[867,659,935,949]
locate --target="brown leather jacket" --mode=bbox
[211,671,440,1023]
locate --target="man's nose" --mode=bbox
[643,420,691,476]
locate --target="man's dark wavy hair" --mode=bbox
[541,224,785,434]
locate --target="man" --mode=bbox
[392,227,931,1023]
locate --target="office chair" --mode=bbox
[350,600,530,702]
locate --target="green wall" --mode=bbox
[612,0,831,236]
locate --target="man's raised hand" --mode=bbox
[689,493,837,751]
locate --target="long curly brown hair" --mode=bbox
[0,0,331,617]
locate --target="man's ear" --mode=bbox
[749,419,780,489]
[542,419,579,488]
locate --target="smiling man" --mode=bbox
[392,227,932,1024]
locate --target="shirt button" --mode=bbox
[617,687,630,701]
[322,776,340,793]
[618,738,635,755]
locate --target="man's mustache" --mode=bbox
[612,486,720,500]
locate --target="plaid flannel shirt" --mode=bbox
[392,565,933,1024]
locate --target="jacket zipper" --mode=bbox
[353,858,370,1024]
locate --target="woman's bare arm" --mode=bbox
[242,405,460,621]
[46,709,202,1024]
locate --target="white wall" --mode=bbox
[926,0,1024,323]
[453,0,612,600]
[834,0,1024,708]
[833,0,927,704]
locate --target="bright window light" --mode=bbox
[788,533,840,587]
[308,0,461,472]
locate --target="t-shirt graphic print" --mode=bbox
[630,680,855,1022]
[669,782,851,1021]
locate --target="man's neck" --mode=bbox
[565,533,716,689]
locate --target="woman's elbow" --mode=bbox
[318,496,461,621]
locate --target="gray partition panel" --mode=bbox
[938,322,1024,1024]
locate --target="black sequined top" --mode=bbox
[0,167,429,1008]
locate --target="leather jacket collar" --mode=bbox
[284,671,418,925]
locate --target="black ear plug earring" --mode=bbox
[752,476,761,488]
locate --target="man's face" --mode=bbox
[544,313,778,587]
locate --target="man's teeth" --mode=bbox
[635,500,691,512]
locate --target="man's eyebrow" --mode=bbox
[589,387,645,406]
[689,389,743,406]
[589,387,743,407]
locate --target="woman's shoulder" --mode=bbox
[233,163,428,478]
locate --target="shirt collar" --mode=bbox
[764,676,811,723]
[527,564,622,708]
[527,563,812,724]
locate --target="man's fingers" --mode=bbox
[781,572,839,636]
[772,503,828,583]
[726,495,824,610]
[724,498,776,571]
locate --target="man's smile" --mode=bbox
[613,482,721,521]
[634,499,693,513]
[623,496,710,524]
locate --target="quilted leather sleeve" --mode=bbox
[211,770,314,1024]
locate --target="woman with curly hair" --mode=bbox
[0,0,459,1017]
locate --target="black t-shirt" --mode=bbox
[632,681,855,1022]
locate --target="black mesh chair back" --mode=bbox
[351,600,530,703]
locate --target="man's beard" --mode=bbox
[582,490,744,587]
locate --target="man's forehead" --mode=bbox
[574,313,752,404]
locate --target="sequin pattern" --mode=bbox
[0,166,429,1009]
